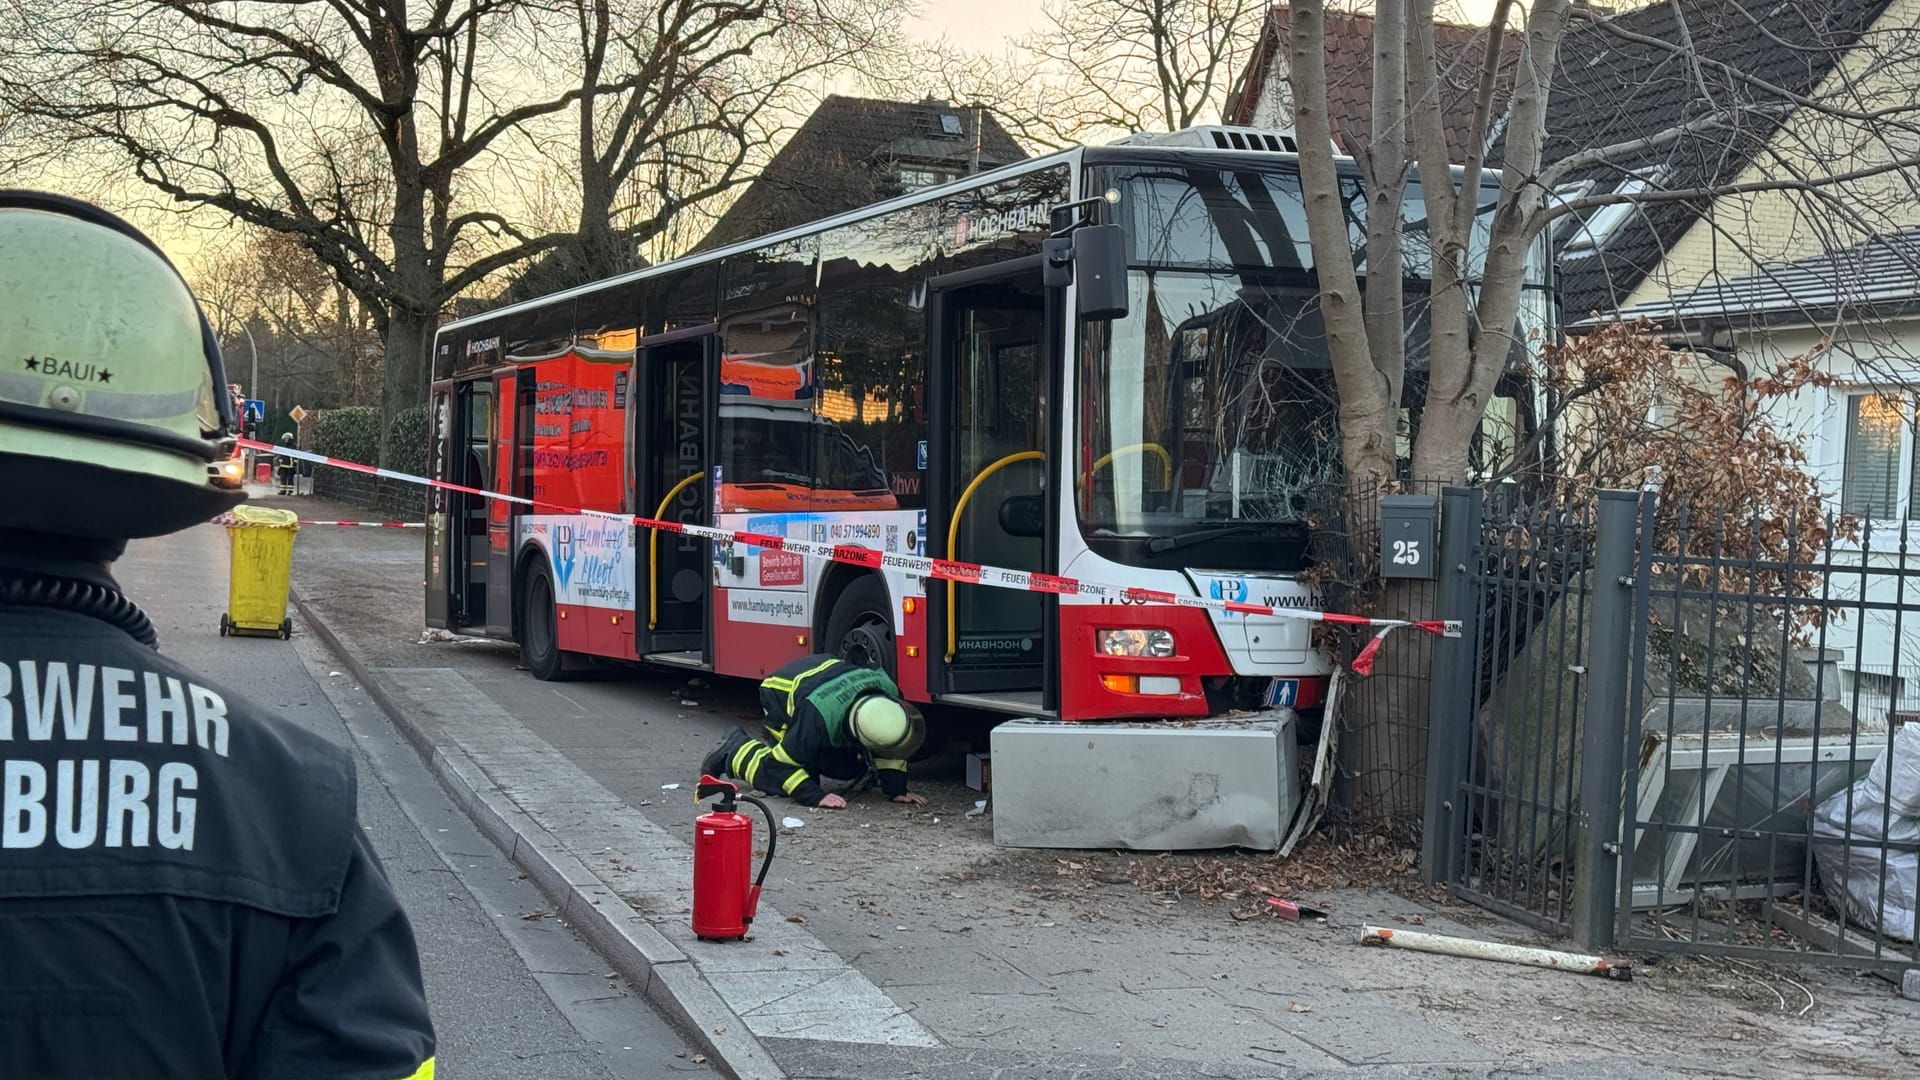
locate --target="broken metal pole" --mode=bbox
[1359,926,1633,981]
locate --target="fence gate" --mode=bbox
[1427,489,1634,939]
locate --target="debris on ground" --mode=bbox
[1267,898,1330,921]
[1360,924,1633,981]
[1047,824,1440,920]
[782,816,805,829]
[964,799,989,819]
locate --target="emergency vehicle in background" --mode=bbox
[425,125,1551,723]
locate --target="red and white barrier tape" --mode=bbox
[297,520,427,528]
[238,438,1459,675]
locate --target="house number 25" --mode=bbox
[1391,539,1422,566]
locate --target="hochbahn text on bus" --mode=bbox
[425,124,1551,725]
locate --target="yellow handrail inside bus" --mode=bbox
[1086,442,1172,491]
[650,471,707,629]
[946,450,1045,662]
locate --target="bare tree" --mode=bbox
[0,0,906,458]
[504,0,904,298]
[1281,0,1920,816]
[905,0,1265,148]
[0,0,600,457]
[195,230,383,411]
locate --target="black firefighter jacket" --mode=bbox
[0,602,436,1079]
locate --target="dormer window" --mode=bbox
[900,167,954,190]
[1554,168,1664,258]
[940,114,964,136]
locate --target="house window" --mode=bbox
[1555,169,1661,257]
[1840,391,1918,521]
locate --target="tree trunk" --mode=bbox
[1340,575,1434,823]
[380,308,435,441]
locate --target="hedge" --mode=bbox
[310,405,430,521]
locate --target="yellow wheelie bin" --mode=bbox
[218,505,299,639]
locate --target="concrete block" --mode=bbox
[990,716,1297,851]
[1904,966,1919,1001]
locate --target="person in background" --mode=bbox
[274,433,297,494]
[702,654,928,808]
[0,189,436,1079]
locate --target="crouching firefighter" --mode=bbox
[703,655,928,809]
[0,190,436,1079]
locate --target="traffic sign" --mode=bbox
[244,398,266,422]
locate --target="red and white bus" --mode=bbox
[425,125,1549,722]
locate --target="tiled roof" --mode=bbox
[1601,225,1920,328]
[1521,0,1894,321]
[1230,7,1510,163]
[695,95,1027,252]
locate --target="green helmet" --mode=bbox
[0,191,242,539]
[849,694,925,759]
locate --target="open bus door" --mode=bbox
[427,372,517,637]
[633,326,717,668]
[925,255,1061,717]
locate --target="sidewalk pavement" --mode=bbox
[265,491,1919,1079]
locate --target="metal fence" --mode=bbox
[1428,487,1919,972]
[1620,506,1919,970]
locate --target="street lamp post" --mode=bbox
[202,299,258,405]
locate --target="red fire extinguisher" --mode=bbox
[691,774,778,942]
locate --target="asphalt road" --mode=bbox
[117,520,708,1079]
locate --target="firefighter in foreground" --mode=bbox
[0,190,436,1078]
[703,654,929,808]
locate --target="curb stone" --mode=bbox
[1905,967,1919,1002]
[291,585,786,1080]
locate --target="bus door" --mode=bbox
[633,326,717,666]
[425,381,453,630]
[447,375,499,631]
[484,365,522,638]
[926,256,1060,714]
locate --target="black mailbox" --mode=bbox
[1380,494,1439,580]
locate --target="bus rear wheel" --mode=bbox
[521,566,570,681]
[825,576,894,679]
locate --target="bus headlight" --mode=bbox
[1096,629,1176,658]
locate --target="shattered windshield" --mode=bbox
[1076,162,1507,564]
[1077,272,1341,535]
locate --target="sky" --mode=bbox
[108,0,1521,281]
[907,0,1515,51]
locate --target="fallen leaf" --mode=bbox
[1289,1002,1310,1013]
[603,971,617,978]
[692,1054,707,1064]
[520,911,547,921]
[772,949,788,956]
[714,1025,727,1035]
[786,913,806,924]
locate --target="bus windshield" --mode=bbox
[1078,162,1528,561]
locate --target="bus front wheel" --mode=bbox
[522,567,569,681]
[825,576,895,679]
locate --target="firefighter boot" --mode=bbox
[702,727,751,783]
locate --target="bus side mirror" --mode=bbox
[1074,224,1128,321]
